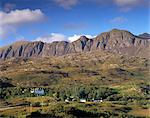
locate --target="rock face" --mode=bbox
[0,41,44,59]
[0,29,150,60]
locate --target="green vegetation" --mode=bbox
[0,86,117,101]
[0,51,149,117]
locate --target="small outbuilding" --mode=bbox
[80,99,86,103]
[92,98,103,103]
[30,88,45,96]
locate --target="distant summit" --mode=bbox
[138,33,150,39]
[0,29,149,60]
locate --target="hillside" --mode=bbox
[0,50,149,117]
[0,50,149,87]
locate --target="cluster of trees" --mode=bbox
[1,85,148,105]
[52,86,118,101]
[0,86,118,101]
[0,88,35,99]
[0,77,14,88]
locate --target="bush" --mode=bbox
[32,102,41,107]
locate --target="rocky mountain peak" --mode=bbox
[80,35,89,40]
[0,29,149,60]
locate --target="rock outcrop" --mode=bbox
[0,29,149,60]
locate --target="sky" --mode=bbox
[0,0,149,47]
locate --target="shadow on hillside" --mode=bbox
[66,107,100,117]
[0,82,15,88]
[26,111,60,118]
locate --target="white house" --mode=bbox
[30,88,45,95]
[65,99,69,102]
[30,90,34,93]
[80,99,86,103]
[93,99,103,103]
[92,98,103,103]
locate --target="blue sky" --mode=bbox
[0,0,149,47]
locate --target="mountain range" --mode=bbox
[0,29,150,60]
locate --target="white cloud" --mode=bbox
[114,0,140,6]
[0,9,45,38]
[90,0,148,12]
[35,33,95,43]
[35,33,68,43]
[68,34,81,42]
[0,9,45,26]
[113,0,143,11]
[110,16,128,24]
[54,0,78,9]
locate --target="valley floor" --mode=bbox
[0,96,149,118]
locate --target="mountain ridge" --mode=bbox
[0,29,149,59]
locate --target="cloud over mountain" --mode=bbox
[35,33,68,43]
[35,33,95,43]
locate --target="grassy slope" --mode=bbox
[0,51,149,87]
[0,50,149,117]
